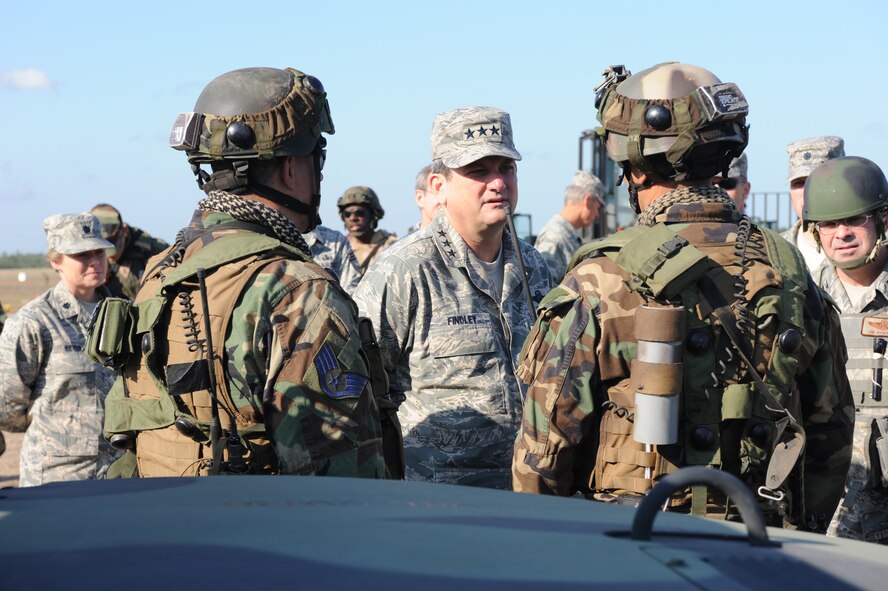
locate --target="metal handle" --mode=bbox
[630,466,773,547]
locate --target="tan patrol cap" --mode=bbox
[43,213,114,255]
[430,106,521,169]
[786,136,844,183]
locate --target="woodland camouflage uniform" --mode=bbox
[513,63,853,530]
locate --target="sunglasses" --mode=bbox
[343,208,369,219]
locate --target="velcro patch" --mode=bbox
[430,313,492,328]
[313,343,367,399]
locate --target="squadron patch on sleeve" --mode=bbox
[313,343,368,399]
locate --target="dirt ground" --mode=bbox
[0,267,57,313]
[0,431,21,487]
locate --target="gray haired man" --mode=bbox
[535,170,605,281]
[353,106,552,489]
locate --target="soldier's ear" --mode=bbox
[429,172,446,205]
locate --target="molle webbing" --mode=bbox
[106,232,309,476]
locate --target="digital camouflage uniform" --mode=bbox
[513,187,854,528]
[353,212,551,489]
[534,214,582,281]
[0,285,120,486]
[781,221,826,273]
[781,136,845,274]
[348,229,398,274]
[815,263,888,543]
[304,224,362,294]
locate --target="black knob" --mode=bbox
[226,121,256,149]
[689,426,716,450]
[778,329,802,354]
[645,104,672,131]
[686,330,711,354]
[141,333,151,354]
[748,422,772,448]
[304,75,325,94]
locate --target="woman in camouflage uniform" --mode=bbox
[0,213,119,486]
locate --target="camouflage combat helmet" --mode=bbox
[168,67,335,230]
[595,63,749,194]
[337,186,384,229]
[803,156,888,268]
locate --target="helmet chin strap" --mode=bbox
[192,148,325,232]
[621,164,656,214]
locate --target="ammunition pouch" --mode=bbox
[86,297,136,368]
[867,417,888,488]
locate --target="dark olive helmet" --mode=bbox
[595,63,748,186]
[168,67,334,230]
[170,67,333,164]
[804,156,888,269]
[803,156,888,229]
[337,186,384,229]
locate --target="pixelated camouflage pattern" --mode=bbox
[303,225,361,294]
[571,171,606,203]
[353,212,552,489]
[105,226,170,299]
[105,206,385,478]
[786,136,844,183]
[0,282,119,486]
[534,214,582,281]
[781,221,826,272]
[430,107,522,169]
[43,213,113,255]
[816,262,888,543]
[348,230,398,274]
[513,197,853,529]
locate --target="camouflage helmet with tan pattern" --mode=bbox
[337,186,385,228]
[595,62,749,183]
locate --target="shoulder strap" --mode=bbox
[162,232,309,290]
[567,226,643,273]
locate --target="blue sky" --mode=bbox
[2,0,886,252]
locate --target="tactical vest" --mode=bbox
[568,221,810,517]
[92,231,320,477]
[839,313,888,408]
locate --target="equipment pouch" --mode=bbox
[86,297,135,368]
[867,417,888,488]
[358,316,405,480]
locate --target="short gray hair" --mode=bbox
[415,164,432,191]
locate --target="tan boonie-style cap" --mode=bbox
[571,171,606,204]
[43,213,114,255]
[90,203,123,240]
[430,106,521,169]
[786,136,844,183]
